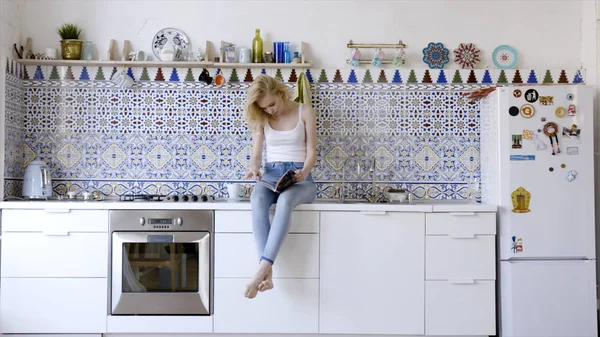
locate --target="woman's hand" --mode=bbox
[244,169,262,180]
[294,169,309,182]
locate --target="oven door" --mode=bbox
[111,231,211,315]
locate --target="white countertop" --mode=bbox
[0,198,497,212]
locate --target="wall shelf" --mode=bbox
[16,59,311,69]
[213,62,310,69]
[17,59,214,68]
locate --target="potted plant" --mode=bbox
[57,23,83,60]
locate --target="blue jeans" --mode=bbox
[250,161,317,264]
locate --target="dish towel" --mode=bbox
[294,71,312,108]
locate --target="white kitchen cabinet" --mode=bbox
[2,232,108,277]
[425,280,496,336]
[215,210,319,233]
[213,278,319,333]
[1,278,108,334]
[319,211,425,335]
[215,232,318,278]
[2,209,108,232]
[425,211,497,336]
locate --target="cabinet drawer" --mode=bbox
[425,280,495,336]
[2,232,108,277]
[215,233,318,278]
[2,209,108,232]
[0,278,108,334]
[214,278,318,333]
[426,235,495,280]
[426,212,495,235]
[215,210,318,233]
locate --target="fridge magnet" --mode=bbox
[561,164,566,168]
[512,134,523,149]
[522,129,533,140]
[532,134,547,150]
[543,122,560,155]
[520,104,535,118]
[554,106,565,118]
[562,126,581,142]
[511,187,531,213]
[568,104,576,116]
[511,236,523,253]
[509,106,520,116]
[567,146,579,155]
[549,167,554,172]
[513,89,522,98]
[566,170,577,182]
[510,155,535,161]
[541,117,546,122]
[539,96,553,106]
[524,89,539,103]
[567,93,574,101]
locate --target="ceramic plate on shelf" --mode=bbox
[492,45,517,69]
[152,28,190,60]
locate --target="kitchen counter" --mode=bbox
[0,198,497,212]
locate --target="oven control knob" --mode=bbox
[172,195,179,202]
[175,217,183,226]
[140,217,145,226]
[191,195,199,202]
[182,195,189,202]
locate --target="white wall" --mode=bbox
[0,0,22,198]
[18,0,584,69]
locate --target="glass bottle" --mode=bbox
[283,42,291,63]
[292,51,301,63]
[252,29,263,63]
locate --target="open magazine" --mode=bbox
[256,170,296,193]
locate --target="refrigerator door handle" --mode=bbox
[448,279,475,284]
[450,233,476,239]
[448,212,476,216]
[506,257,593,262]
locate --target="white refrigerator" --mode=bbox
[481,85,597,337]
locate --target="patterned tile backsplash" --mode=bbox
[3,59,587,199]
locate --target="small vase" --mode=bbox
[60,39,83,60]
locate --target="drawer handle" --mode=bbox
[360,211,387,216]
[449,212,476,216]
[449,279,475,284]
[449,234,476,239]
[43,231,70,236]
[43,209,71,213]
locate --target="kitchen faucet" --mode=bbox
[340,157,361,203]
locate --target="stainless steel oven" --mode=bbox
[109,210,214,315]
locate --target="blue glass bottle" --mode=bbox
[283,42,291,63]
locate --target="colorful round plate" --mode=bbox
[492,45,518,69]
[453,43,481,69]
[520,104,535,118]
[152,28,190,61]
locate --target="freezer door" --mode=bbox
[500,260,597,337]
[497,85,596,259]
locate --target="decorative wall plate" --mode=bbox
[422,42,449,69]
[152,28,190,60]
[453,43,481,69]
[492,45,517,69]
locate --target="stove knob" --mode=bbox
[140,217,145,226]
[172,195,179,202]
[182,195,189,202]
[191,195,199,202]
[201,195,208,202]
[175,217,183,226]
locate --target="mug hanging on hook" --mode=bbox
[393,48,406,67]
[372,48,384,67]
[348,48,361,67]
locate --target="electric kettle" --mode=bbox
[22,159,53,198]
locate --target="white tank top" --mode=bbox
[264,104,306,163]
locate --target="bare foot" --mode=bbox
[244,260,272,299]
[258,267,274,292]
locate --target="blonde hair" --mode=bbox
[245,75,290,131]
